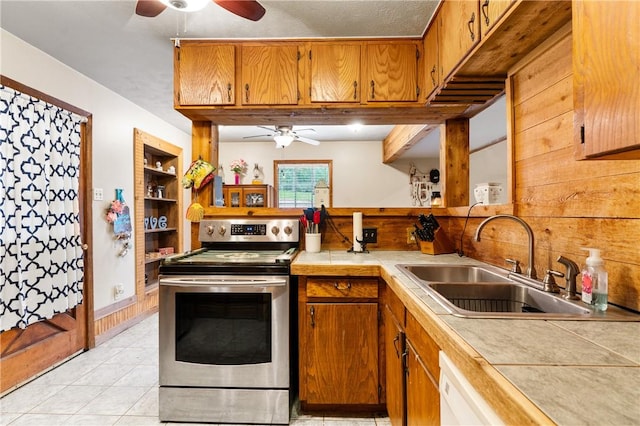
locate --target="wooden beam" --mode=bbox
[382,124,436,163]
[439,118,469,208]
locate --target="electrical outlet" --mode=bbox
[406,227,416,244]
[114,284,124,300]
[93,188,104,201]
[363,228,377,243]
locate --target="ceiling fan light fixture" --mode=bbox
[160,0,209,12]
[274,134,294,148]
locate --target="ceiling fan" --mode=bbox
[244,126,321,148]
[135,0,266,21]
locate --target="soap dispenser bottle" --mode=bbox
[581,248,608,311]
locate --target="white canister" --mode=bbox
[306,233,321,253]
[473,183,503,205]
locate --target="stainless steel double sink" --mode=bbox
[396,264,639,320]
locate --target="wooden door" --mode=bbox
[405,341,440,426]
[423,17,440,99]
[480,0,513,37]
[176,42,236,105]
[0,87,91,393]
[573,0,640,158]
[439,0,480,81]
[310,43,361,103]
[304,303,379,405]
[364,42,420,102]
[241,44,299,105]
[384,305,406,426]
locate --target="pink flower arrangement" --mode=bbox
[229,159,248,175]
[106,200,125,223]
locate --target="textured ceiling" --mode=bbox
[2,1,500,157]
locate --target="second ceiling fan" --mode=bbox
[135,0,266,21]
[244,126,321,148]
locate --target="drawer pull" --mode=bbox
[310,306,315,328]
[334,281,351,291]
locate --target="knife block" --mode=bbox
[419,228,454,255]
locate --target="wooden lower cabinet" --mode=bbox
[406,340,440,425]
[384,304,406,426]
[298,277,382,409]
[384,285,441,426]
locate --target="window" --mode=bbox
[274,160,332,208]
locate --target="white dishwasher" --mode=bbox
[439,351,504,426]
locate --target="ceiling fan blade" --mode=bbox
[257,125,277,132]
[213,0,266,21]
[135,0,167,17]
[293,128,317,133]
[243,133,273,139]
[296,135,321,146]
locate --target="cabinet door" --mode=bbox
[384,305,405,426]
[176,43,235,105]
[241,44,299,105]
[310,43,361,103]
[439,0,480,81]
[304,303,379,405]
[423,17,440,100]
[405,341,440,426]
[364,42,420,102]
[243,186,267,207]
[573,0,640,159]
[480,0,513,37]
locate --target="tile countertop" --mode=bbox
[291,251,640,426]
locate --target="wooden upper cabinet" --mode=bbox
[309,43,361,103]
[241,44,300,105]
[176,42,235,105]
[573,0,640,159]
[480,0,514,38]
[364,41,421,102]
[423,16,441,100]
[439,0,480,81]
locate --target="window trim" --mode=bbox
[273,159,333,208]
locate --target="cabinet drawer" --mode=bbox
[307,278,378,299]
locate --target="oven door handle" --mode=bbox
[160,278,287,287]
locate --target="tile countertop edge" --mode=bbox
[291,250,555,425]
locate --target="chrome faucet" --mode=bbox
[474,214,537,279]
[557,255,581,300]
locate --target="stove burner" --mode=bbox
[216,252,260,260]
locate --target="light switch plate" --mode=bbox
[93,188,104,201]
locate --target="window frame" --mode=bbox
[273,159,333,208]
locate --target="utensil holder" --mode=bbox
[305,233,322,253]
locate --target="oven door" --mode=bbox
[159,275,289,389]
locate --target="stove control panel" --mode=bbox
[199,219,299,243]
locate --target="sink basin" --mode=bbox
[396,264,640,321]
[428,282,591,317]
[397,264,512,283]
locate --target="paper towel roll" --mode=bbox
[353,212,363,252]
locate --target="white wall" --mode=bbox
[1,30,192,311]
[219,140,439,207]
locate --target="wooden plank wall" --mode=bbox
[449,28,640,311]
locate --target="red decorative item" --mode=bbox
[234,173,240,185]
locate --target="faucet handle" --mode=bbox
[505,258,522,274]
[542,269,563,293]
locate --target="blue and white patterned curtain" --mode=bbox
[0,85,85,332]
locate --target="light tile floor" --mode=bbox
[1,314,390,426]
